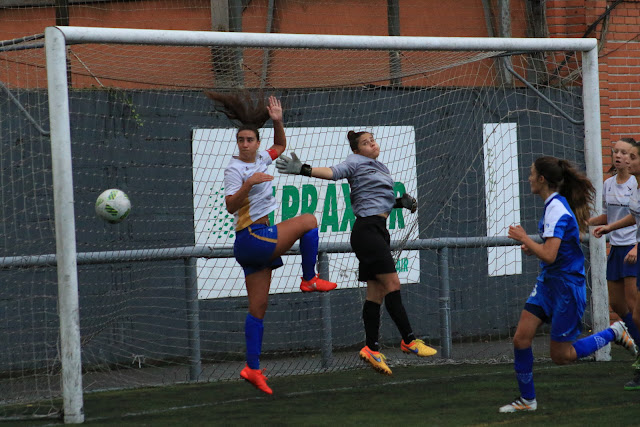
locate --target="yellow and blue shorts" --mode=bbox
[234,224,283,277]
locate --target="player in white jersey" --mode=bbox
[205,92,336,395]
[501,156,636,413]
[588,139,640,356]
[594,137,640,390]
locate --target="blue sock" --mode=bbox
[299,228,319,281]
[245,313,264,369]
[572,328,615,359]
[514,347,535,400]
[622,312,640,345]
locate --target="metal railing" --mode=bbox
[0,235,539,379]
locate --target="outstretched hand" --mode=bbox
[276,152,303,175]
[267,96,282,122]
[395,193,418,213]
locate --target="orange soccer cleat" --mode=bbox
[359,346,392,375]
[240,365,273,395]
[300,274,337,292]
[401,339,438,357]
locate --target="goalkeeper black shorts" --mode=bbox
[350,215,396,282]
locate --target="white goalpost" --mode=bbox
[0,26,605,423]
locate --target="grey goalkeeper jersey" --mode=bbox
[330,153,395,217]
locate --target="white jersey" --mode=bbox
[627,183,640,243]
[604,175,637,246]
[224,150,277,231]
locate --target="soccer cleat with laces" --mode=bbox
[499,396,537,413]
[359,346,392,375]
[401,339,438,357]
[240,365,273,395]
[611,320,638,356]
[300,274,337,292]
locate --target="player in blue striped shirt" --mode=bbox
[501,156,637,413]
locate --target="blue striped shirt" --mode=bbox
[538,192,585,280]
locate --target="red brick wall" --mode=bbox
[547,0,640,175]
[0,0,638,175]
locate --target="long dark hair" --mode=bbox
[204,91,270,140]
[534,156,595,232]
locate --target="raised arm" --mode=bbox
[266,96,286,158]
[310,167,334,180]
[276,152,334,180]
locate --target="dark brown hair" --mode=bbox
[534,156,595,233]
[347,130,370,152]
[204,91,271,140]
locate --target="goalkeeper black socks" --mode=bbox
[362,300,381,351]
[385,290,415,344]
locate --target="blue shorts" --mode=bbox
[524,274,586,342]
[607,244,638,281]
[234,224,283,277]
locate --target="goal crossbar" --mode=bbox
[52,25,598,52]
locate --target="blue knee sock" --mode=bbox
[245,313,264,369]
[514,347,535,400]
[299,228,319,281]
[572,328,615,359]
[622,312,640,345]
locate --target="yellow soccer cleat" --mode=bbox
[401,339,437,357]
[359,346,392,375]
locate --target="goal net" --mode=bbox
[0,28,603,421]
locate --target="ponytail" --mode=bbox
[535,156,595,233]
[204,90,271,140]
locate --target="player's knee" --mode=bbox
[301,213,317,230]
[249,300,269,319]
[550,353,572,365]
[512,334,533,349]
[385,279,401,294]
[549,346,574,365]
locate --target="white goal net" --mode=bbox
[0,28,603,421]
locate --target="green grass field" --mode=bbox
[8,354,640,426]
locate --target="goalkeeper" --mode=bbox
[277,130,437,375]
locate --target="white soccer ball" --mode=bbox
[95,189,131,224]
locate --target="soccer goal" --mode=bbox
[0,26,603,422]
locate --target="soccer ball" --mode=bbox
[95,189,131,223]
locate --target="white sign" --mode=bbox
[483,123,522,276]
[192,126,419,299]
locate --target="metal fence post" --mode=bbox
[438,247,452,359]
[318,251,333,367]
[184,257,202,380]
